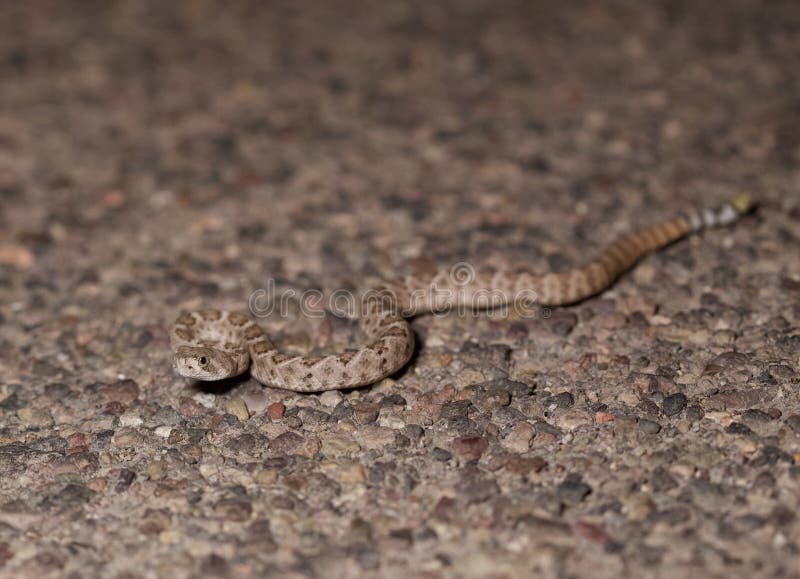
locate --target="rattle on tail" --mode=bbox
[169,196,752,392]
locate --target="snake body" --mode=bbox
[170,198,750,392]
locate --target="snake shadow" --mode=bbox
[189,374,252,395]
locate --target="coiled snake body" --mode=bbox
[170,198,750,392]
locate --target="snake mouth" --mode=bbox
[174,346,236,380]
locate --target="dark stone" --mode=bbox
[725,422,753,435]
[382,394,407,407]
[332,401,354,421]
[685,406,705,422]
[557,474,592,504]
[29,436,67,454]
[440,400,472,419]
[662,393,688,417]
[741,408,772,425]
[431,447,452,462]
[545,392,574,409]
[115,468,136,492]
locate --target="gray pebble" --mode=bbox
[638,418,662,434]
[662,393,688,417]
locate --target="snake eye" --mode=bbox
[199,356,207,365]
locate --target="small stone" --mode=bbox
[146,461,167,480]
[112,428,146,448]
[555,409,592,431]
[100,379,140,404]
[558,474,592,504]
[319,390,343,408]
[154,426,173,438]
[685,406,705,422]
[119,413,143,427]
[504,455,547,474]
[432,447,452,462]
[382,394,407,407]
[115,468,136,492]
[440,399,472,420]
[354,402,380,424]
[241,391,269,415]
[267,402,285,420]
[269,431,304,454]
[451,436,488,461]
[595,411,614,423]
[332,401,354,421]
[321,433,362,458]
[726,422,754,435]
[472,388,511,413]
[741,409,772,427]
[176,396,208,417]
[662,393,688,417]
[501,422,535,453]
[638,418,661,434]
[545,392,574,409]
[708,389,764,410]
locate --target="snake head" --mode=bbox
[174,346,238,380]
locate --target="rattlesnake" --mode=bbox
[170,197,751,392]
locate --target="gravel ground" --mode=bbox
[1,1,799,578]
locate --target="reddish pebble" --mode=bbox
[595,411,615,423]
[67,432,87,449]
[451,436,489,461]
[768,407,782,419]
[267,402,285,420]
[88,477,108,493]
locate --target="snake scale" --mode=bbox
[170,197,751,392]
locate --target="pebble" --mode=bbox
[557,474,592,504]
[266,402,286,420]
[354,402,381,424]
[662,393,688,417]
[501,422,535,453]
[545,392,574,409]
[554,409,592,431]
[726,422,754,435]
[319,390,343,408]
[685,406,705,422]
[241,391,270,415]
[100,379,140,404]
[269,431,305,454]
[638,418,662,434]
[451,436,489,461]
[119,413,143,427]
